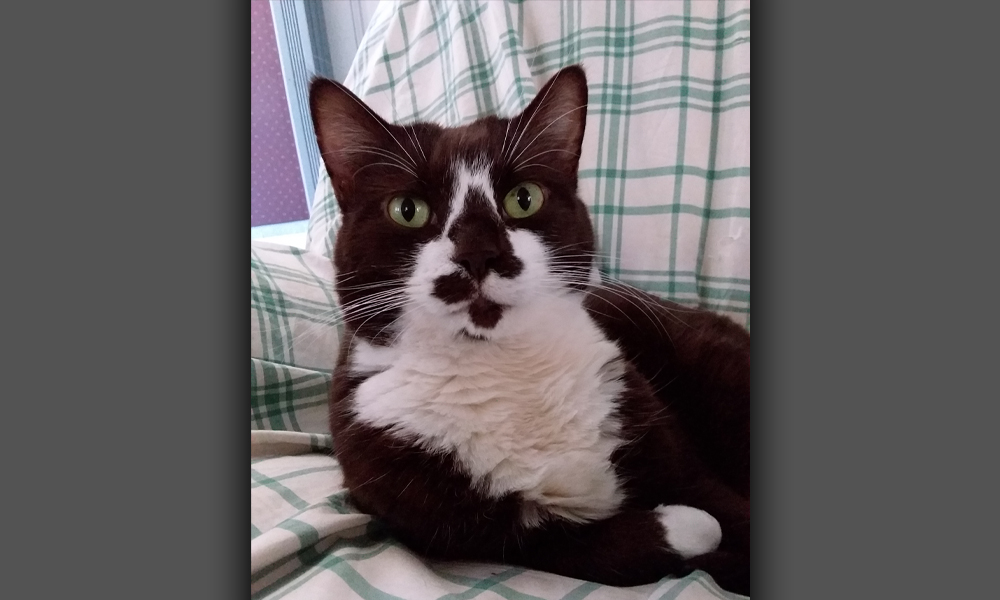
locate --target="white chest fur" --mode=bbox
[349,293,627,525]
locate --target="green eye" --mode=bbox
[503,182,544,218]
[388,196,430,228]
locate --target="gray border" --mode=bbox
[760,1,1000,598]
[6,0,1000,598]
[3,1,245,597]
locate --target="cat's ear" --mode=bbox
[509,65,589,173]
[309,77,398,202]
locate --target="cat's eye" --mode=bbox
[503,182,544,219]
[387,196,430,228]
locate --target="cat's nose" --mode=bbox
[454,247,499,281]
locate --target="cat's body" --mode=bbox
[311,66,750,594]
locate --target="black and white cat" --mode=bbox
[310,65,751,594]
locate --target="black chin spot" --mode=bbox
[468,297,505,329]
[432,273,476,304]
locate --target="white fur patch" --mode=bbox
[443,159,498,234]
[350,218,625,526]
[351,341,397,375]
[655,505,722,558]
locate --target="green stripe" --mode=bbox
[590,203,749,219]
[691,571,749,600]
[667,0,693,298]
[579,165,749,180]
[592,98,750,117]
[263,541,402,600]
[397,5,422,123]
[427,1,455,125]
[558,581,601,600]
[250,467,309,511]
[613,269,750,285]
[621,280,750,303]
[362,51,748,125]
[654,571,700,600]
[514,12,750,61]
[251,249,295,365]
[254,360,311,430]
[456,2,486,116]
[593,72,750,91]
[278,517,321,550]
[524,31,748,72]
[695,0,728,286]
[434,567,528,600]
[612,1,638,278]
[250,360,265,430]
[249,465,339,490]
[611,82,749,105]
[251,529,390,597]
[601,0,627,278]
[433,568,549,600]
[251,356,333,377]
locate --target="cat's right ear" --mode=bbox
[309,77,391,203]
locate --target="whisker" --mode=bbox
[512,148,578,171]
[333,148,418,175]
[504,102,530,164]
[340,92,419,168]
[509,105,588,167]
[393,119,427,163]
[336,145,419,173]
[510,163,560,172]
[505,70,564,163]
[352,162,418,178]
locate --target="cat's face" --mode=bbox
[310,66,595,344]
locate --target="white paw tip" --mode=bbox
[656,504,722,558]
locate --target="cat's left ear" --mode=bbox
[309,77,403,205]
[509,65,589,173]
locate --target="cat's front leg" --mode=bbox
[514,506,724,588]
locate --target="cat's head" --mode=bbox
[310,66,596,344]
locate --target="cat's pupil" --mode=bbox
[517,187,532,211]
[400,197,415,221]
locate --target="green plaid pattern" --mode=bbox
[307,0,750,328]
[251,240,340,435]
[251,432,748,600]
[257,1,751,597]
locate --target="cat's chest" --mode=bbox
[348,298,628,524]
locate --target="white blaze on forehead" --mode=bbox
[443,158,499,235]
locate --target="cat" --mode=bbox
[309,65,751,595]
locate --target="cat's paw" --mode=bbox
[655,505,722,558]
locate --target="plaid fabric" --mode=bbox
[251,431,748,600]
[307,0,751,328]
[251,240,340,435]
[255,1,752,597]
